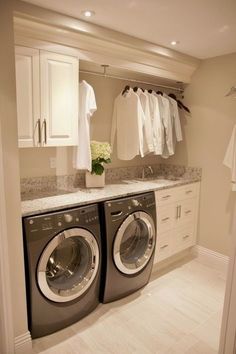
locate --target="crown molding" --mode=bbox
[13,1,200,83]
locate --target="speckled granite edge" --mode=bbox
[21,164,202,196]
[21,177,201,217]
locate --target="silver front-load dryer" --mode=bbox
[100,192,156,303]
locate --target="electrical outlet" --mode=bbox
[50,157,56,169]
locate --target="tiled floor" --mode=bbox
[33,255,226,354]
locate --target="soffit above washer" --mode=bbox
[22,0,236,59]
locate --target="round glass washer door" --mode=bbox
[113,211,155,275]
[37,228,99,303]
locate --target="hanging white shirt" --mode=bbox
[223,125,236,191]
[145,90,163,155]
[73,80,97,171]
[111,89,145,160]
[164,93,182,143]
[155,93,174,158]
[136,88,154,153]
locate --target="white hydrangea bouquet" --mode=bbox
[90,141,111,175]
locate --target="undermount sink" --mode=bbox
[134,176,183,182]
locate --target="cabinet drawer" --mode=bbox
[154,231,172,263]
[157,205,175,233]
[172,225,195,253]
[155,188,178,205]
[177,183,198,201]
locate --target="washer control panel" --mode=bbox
[24,204,99,235]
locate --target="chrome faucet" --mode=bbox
[141,165,154,180]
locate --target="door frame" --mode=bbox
[0,122,14,354]
[219,206,236,353]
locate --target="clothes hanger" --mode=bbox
[168,93,191,113]
[122,85,130,96]
[156,91,163,96]
[148,89,153,94]
[133,86,138,92]
[225,86,236,97]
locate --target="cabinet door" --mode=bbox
[176,198,196,227]
[40,51,78,147]
[15,46,40,147]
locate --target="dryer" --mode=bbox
[23,204,101,338]
[100,192,156,303]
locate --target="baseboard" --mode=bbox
[15,331,32,354]
[192,245,229,273]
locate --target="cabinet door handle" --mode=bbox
[43,119,47,144]
[185,210,192,214]
[161,217,170,222]
[179,205,182,218]
[162,195,171,200]
[176,205,179,219]
[37,119,41,144]
[183,235,190,239]
[160,244,169,249]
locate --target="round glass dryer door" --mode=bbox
[37,228,99,303]
[113,211,155,275]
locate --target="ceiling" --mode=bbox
[23,0,236,59]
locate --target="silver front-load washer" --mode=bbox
[23,204,101,338]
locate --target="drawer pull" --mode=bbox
[161,217,170,222]
[183,235,190,239]
[186,190,193,194]
[160,244,169,249]
[162,195,171,199]
[185,210,192,214]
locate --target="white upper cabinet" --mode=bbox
[15,46,40,148]
[40,52,78,147]
[15,46,79,148]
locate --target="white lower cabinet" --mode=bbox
[154,182,200,264]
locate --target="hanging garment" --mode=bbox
[111,89,145,160]
[73,80,97,171]
[161,93,183,158]
[164,93,182,143]
[136,88,154,153]
[155,93,174,158]
[223,125,236,191]
[145,90,163,155]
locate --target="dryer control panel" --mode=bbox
[105,192,156,220]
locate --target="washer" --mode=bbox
[100,192,156,303]
[23,204,101,338]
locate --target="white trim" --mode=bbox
[192,245,229,273]
[14,331,32,354]
[0,112,14,354]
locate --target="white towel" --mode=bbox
[223,124,236,191]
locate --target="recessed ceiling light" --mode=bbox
[81,10,95,18]
[171,40,179,46]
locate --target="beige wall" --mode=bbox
[0,0,29,342]
[165,53,236,256]
[19,74,161,178]
[19,53,236,257]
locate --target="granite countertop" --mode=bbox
[21,176,200,217]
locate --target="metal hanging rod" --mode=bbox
[79,65,184,93]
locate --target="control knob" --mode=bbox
[131,199,140,207]
[64,213,73,223]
